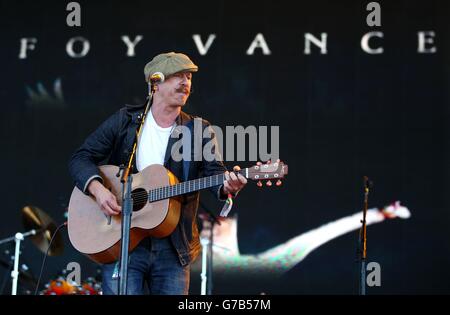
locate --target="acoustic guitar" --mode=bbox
[67,161,288,264]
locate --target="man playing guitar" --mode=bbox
[68,52,247,295]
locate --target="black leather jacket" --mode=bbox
[68,103,227,266]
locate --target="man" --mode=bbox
[68,52,247,295]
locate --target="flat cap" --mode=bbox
[144,52,198,82]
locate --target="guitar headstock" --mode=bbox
[242,160,288,187]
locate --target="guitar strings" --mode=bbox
[122,168,275,206]
[127,173,228,204]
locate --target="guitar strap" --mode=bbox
[183,119,194,182]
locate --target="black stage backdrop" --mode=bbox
[0,0,449,294]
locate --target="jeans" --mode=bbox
[101,237,190,295]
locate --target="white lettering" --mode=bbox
[361,32,384,54]
[304,33,327,54]
[418,31,436,53]
[246,33,271,55]
[193,34,216,55]
[121,35,143,57]
[66,36,90,58]
[19,38,37,59]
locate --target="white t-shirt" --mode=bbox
[136,108,175,171]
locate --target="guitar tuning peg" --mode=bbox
[257,180,263,187]
[266,180,272,187]
[276,180,282,186]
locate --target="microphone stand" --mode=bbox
[117,85,155,295]
[0,229,37,295]
[199,202,221,295]
[358,176,372,295]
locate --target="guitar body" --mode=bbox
[67,164,181,264]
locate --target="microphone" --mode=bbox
[150,72,165,84]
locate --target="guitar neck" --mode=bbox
[146,161,288,202]
[148,171,242,202]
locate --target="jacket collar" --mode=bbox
[125,102,193,127]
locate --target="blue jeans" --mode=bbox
[101,237,190,295]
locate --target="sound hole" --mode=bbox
[131,188,147,212]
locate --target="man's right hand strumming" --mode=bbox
[87,180,122,216]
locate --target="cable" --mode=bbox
[33,222,67,295]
